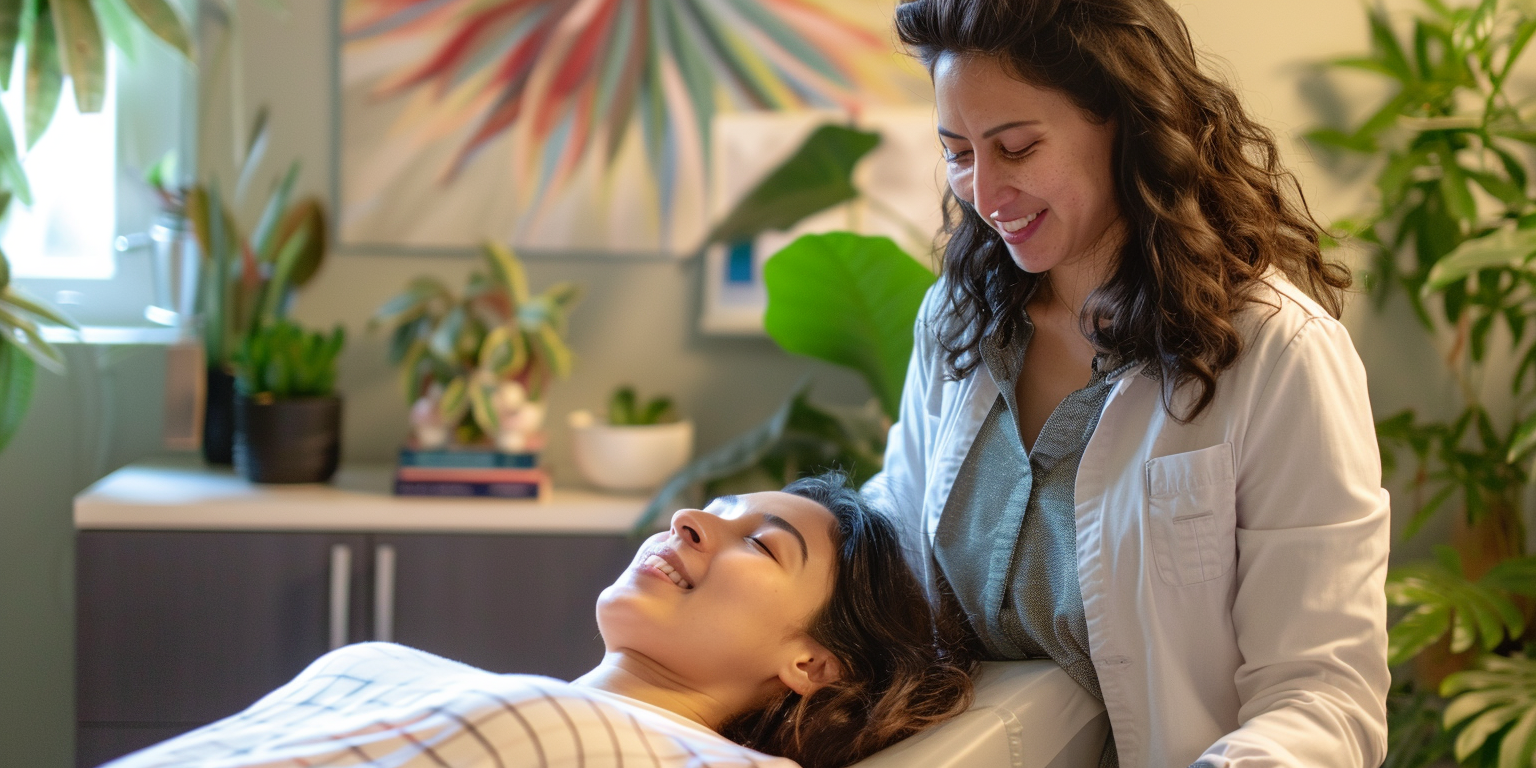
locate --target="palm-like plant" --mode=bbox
[1309,1,1536,765]
[0,0,191,454]
[373,242,581,451]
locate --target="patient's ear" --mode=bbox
[778,638,843,696]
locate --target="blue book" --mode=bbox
[397,447,539,469]
[393,479,544,499]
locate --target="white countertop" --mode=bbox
[74,456,652,534]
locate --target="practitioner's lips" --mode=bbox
[992,208,1046,244]
[638,547,694,590]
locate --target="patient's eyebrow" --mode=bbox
[763,513,808,567]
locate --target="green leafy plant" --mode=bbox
[1309,0,1536,763]
[0,0,191,454]
[185,159,329,369]
[231,320,344,401]
[608,386,677,426]
[372,242,581,446]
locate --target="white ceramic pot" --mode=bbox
[568,413,694,492]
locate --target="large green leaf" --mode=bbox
[92,0,138,61]
[0,99,30,205]
[0,249,8,291]
[250,160,299,264]
[51,0,105,113]
[118,0,188,56]
[1385,553,1525,666]
[634,381,807,535]
[0,338,34,453]
[482,241,529,306]
[763,232,935,420]
[1425,224,1536,290]
[0,0,23,86]
[2,285,76,328]
[24,0,60,148]
[1442,656,1536,766]
[707,124,881,245]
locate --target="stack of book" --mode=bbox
[393,445,550,499]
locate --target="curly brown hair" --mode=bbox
[896,0,1350,420]
[720,472,976,768]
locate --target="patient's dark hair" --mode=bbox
[720,472,976,768]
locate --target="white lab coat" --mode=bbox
[862,274,1390,768]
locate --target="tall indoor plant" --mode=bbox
[0,0,191,455]
[1310,1,1536,764]
[183,159,329,464]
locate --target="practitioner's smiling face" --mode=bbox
[596,491,841,700]
[933,52,1124,275]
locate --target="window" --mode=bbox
[10,26,193,341]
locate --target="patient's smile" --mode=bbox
[642,553,694,589]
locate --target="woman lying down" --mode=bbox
[106,473,975,768]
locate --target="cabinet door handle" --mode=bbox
[374,544,396,643]
[329,544,352,649]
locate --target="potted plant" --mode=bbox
[1307,1,1536,763]
[373,242,581,454]
[185,159,329,464]
[568,386,693,492]
[230,319,345,484]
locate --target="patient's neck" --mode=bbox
[574,651,740,731]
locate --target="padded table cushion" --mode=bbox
[851,660,1109,768]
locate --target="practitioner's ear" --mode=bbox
[778,637,843,696]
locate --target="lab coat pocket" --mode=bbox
[1146,443,1237,586]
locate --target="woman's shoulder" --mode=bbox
[1234,270,1356,363]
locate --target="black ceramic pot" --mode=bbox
[234,395,343,484]
[202,367,235,465]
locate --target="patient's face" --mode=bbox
[596,492,838,693]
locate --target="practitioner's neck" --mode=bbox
[574,651,740,730]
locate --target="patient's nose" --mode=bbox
[670,508,712,551]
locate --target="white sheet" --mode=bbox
[102,643,796,768]
[851,661,1108,768]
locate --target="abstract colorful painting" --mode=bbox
[337,0,928,255]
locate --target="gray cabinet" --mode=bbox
[75,530,634,767]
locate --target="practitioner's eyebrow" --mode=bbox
[937,119,1040,141]
[763,513,809,568]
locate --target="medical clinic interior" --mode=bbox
[0,0,1523,766]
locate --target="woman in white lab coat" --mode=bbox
[862,1,1391,766]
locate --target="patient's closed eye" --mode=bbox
[750,536,779,562]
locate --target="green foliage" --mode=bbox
[763,232,935,420]
[1442,655,1536,766]
[706,124,881,246]
[373,242,581,442]
[1376,408,1526,540]
[1312,2,1536,763]
[232,320,345,400]
[0,339,34,453]
[190,160,330,368]
[1386,546,1526,667]
[608,385,677,426]
[1385,688,1456,768]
